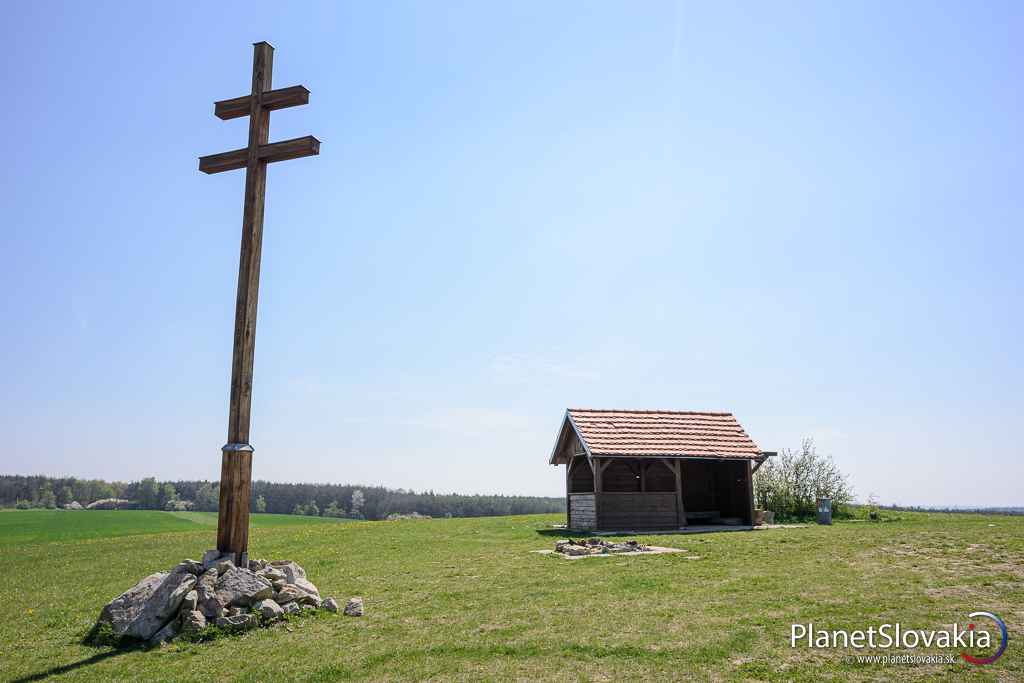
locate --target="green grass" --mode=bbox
[3,509,1022,681]
[0,509,346,547]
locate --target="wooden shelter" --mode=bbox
[548,409,772,532]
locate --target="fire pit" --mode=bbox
[555,538,653,556]
[533,538,690,560]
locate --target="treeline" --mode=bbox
[873,504,1024,516]
[0,475,564,520]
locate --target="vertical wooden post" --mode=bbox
[565,459,572,529]
[672,460,687,528]
[746,460,756,526]
[217,42,274,565]
[639,461,647,492]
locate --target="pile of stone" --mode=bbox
[86,498,136,510]
[554,538,651,556]
[95,549,362,645]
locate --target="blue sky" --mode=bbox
[1,2,1020,506]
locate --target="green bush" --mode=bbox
[754,438,853,521]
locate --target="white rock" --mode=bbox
[182,610,206,633]
[195,568,225,619]
[98,571,196,641]
[274,585,303,604]
[269,560,306,583]
[256,599,284,620]
[215,567,273,607]
[97,572,165,638]
[176,560,203,575]
[201,549,223,570]
[260,566,286,582]
[181,590,198,613]
[293,577,321,600]
[215,613,258,630]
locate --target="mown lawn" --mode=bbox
[3,509,1022,681]
[0,510,346,547]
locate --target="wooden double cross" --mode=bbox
[199,42,319,564]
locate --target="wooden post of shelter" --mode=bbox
[671,460,687,528]
[198,42,320,565]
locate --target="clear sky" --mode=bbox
[1,2,1020,506]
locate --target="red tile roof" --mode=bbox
[566,408,762,459]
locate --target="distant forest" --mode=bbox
[0,475,565,520]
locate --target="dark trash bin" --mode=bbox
[817,497,832,525]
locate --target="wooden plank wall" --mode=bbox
[569,494,596,530]
[597,492,677,530]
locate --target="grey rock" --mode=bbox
[215,566,273,607]
[181,590,198,613]
[98,571,196,640]
[200,599,225,620]
[272,579,286,592]
[293,577,321,600]
[215,559,235,576]
[196,568,225,620]
[295,590,320,607]
[175,560,203,575]
[149,619,179,645]
[64,501,84,510]
[248,558,267,572]
[301,604,317,612]
[201,549,223,570]
[197,567,218,591]
[256,599,284,620]
[269,560,306,584]
[559,544,590,556]
[260,566,286,582]
[182,610,206,633]
[274,585,303,604]
[97,572,165,638]
[344,597,364,617]
[282,602,301,615]
[86,498,135,510]
[321,597,339,613]
[215,613,258,631]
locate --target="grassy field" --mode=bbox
[0,510,346,548]
[3,509,1021,681]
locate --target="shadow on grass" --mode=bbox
[11,648,134,683]
[12,623,151,682]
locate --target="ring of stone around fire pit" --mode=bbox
[554,538,652,556]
